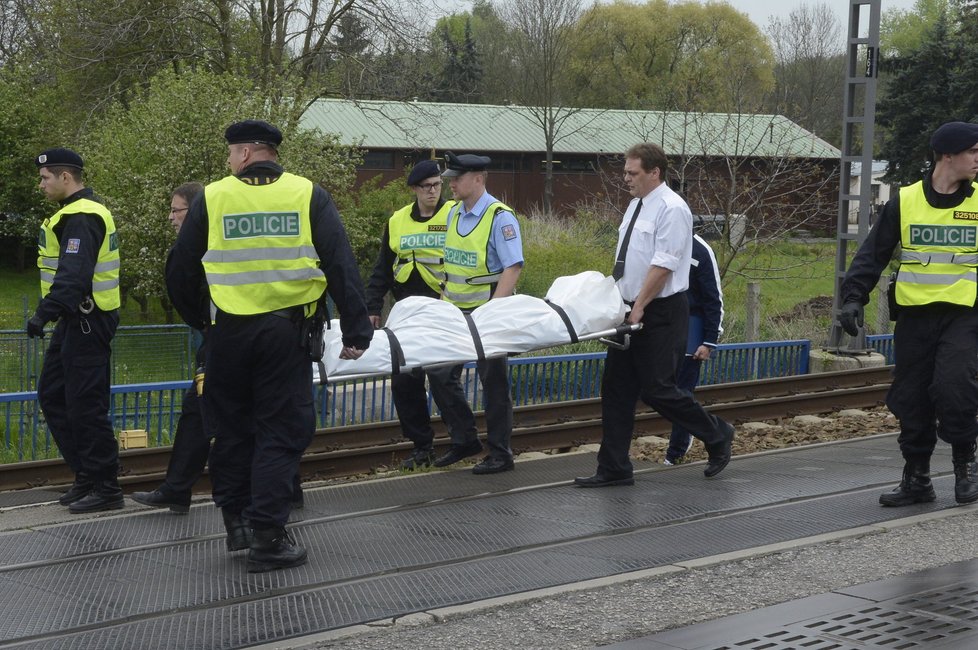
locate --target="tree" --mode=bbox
[566,0,773,113]
[433,17,483,103]
[877,8,973,184]
[765,2,845,145]
[81,69,359,320]
[500,0,585,213]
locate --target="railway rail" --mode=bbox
[1,366,892,493]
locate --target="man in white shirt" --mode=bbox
[575,143,735,487]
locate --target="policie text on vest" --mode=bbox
[223,212,301,239]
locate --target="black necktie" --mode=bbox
[612,199,643,281]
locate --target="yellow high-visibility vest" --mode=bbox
[202,173,325,315]
[37,198,121,310]
[388,200,456,294]
[443,201,515,309]
[896,180,978,307]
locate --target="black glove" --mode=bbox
[26,315,47,339]
[838,302,864,337]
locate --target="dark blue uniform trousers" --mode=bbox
[38,310,120,480]
[887,308,978,460]
[205,312,314,528]
[391,364,478,450]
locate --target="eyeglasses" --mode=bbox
[417,182,442,191]
[169,207,188,214]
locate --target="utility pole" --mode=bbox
[826,0,882,352]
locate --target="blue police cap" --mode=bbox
[224,120,283,147]
[930,122,978,154]
[35,148,83,170]
[441,151,491,177]
[407,160,441,186]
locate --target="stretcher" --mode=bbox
[314,271,641,384]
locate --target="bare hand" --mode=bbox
[626,305,644,325]
[368,315,381,329]
[692,344,713,361]
[340,346,364,360]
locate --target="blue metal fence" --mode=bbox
[0,337,867,462]
[867,334,894,364]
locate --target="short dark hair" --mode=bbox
[625,143,669,180]
[47,165,82,183]
[171,181,204,205]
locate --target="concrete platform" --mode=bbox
[0,434,974,650]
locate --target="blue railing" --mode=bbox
[867,334,894,364]
[0,336,865,462]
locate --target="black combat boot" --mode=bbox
[952,443,978,505]
[879,458,936,507]
[68,477,125,513]
[247,526,307,573]
[222,509,253,551]
[58,473,94,506]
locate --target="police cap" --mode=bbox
[224,120,283,148]
[407,160,441,186]
[35,148,83,170]
[930,121,978,155]
[441,151,491,177]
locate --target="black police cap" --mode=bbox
[35,148,83,170]
[224,120,283,147]
[407,160,441,186]
[930,121,978,155]
[441,151,491,177]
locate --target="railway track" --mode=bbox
[1,366,892,493]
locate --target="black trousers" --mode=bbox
[38,310,120,480]
[887,308,978,460]
[391,364,478,449]
[425,358,512,459]
[597,292,728,477]
[205,312,314,528]
[160,385,210,497]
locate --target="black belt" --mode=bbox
[269,307,302,319]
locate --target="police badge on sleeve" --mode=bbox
[65,238,81,253]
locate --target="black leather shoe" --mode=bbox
[472,455,515,475]
[130,489,191,514]
[222,510,253,551]
[704,422,734,478]
[58,474,94,506]
[69,479,125,514]
[433,440,483,467]
[400,447,436,471]
[248,527,308,573]
[573,473,634,487]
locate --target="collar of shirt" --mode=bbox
[236,160,284,185]
[457,191,495,221]
[59,187,95,207]
[922,168,976,206]
[412,198,445,222]
[634,181,670,208]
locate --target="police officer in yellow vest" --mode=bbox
[432,152,524,474]
[166,120,372,572]
[840,121,978,507]
[365,160,482,470]
[28,148,123,514]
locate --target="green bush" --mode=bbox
[518,210,618,298]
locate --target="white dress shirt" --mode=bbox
[613,182,693,302]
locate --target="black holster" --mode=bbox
[300,299,329,362]
[887,272,899,321]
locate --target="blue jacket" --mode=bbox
[686,234,724,352]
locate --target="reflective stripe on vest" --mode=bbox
[443,201,514,309]
[37,198,121,310]
[202,173,326,315]
[388,200,456,293]
[896,180,978,307]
